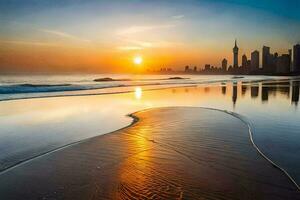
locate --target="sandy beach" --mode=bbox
[0,107,299,199]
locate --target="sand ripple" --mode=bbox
[0,107,299,199]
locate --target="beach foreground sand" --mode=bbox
[0,107,299,199]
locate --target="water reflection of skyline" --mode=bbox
[241,81,299,106]
[243,81,299,106]
[232,83,237,106]
[178,80,300,107]
[292,82,299,105]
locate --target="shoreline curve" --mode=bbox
[0,106,299,193]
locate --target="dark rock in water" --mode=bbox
[231,76,244,79]
[168,77,189,80]
[94,77,189,82]
[94,77,131,82]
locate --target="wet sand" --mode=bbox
[0,107,299,199]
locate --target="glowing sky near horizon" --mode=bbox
[0,0,300,73]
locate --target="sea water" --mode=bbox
[0,74,300,185]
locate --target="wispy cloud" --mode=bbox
[0,40,60,47]
[130,40,153,48]
[172,15,185,19]
[117,39,183,51]
[116,40,152,51]
[116,24,175,35]
[41,29,91,42]
[117,46,144,51]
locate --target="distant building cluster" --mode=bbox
[184,40,300,75]
[159,68,173,72]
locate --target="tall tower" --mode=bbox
[233,39,239,68]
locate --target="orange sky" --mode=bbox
[0,42,232,73]
[0,0,299,73]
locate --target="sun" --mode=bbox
[133,56,143,65]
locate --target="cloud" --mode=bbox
[117,39,183,51]
[172,15,185,19]
[116,40,153,51]
[0,40,60,47]
[130,40,153,48]
[116,24,175,35]
[117,46,144,51]
[41,29,91,42]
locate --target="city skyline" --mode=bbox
[1,0,300,73]
[183,40,300,75]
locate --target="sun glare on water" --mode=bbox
[133,56,143,65]
[135,87,142,99]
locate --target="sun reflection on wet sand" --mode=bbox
[117,125,155,199]
[1,108,298,199]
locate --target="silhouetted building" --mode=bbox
[289,49,292,71]
[242,54,247,68]
[294,44,300,72]
[266,53,276,73]
[246,60,251,71]
[204,64,211,70]
[222,58,227,71]
[233,40,239,68]
[262,46,270,72]
[193,40,300,76]
[185,65,190,72]
[241,54,250,74]
[276,54,291,74]
[251,50,259,72]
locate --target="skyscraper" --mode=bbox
[233,39,239,68]
[185,65,190,72]
[251,50,259,72]
[276,54,291,74]
[289,49,292,71]
[294,44,300,72]
[262,46,270,71]
[222,58,227,71]
[268,54,276,73]
[204,64,211,70]
[242,54,247,68]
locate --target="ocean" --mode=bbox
[0,74,277,101]
[0,74,300,188]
